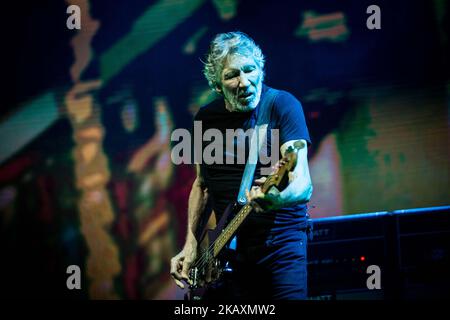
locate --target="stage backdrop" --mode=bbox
[0,0,448,299]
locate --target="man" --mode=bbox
[170,31,313,300]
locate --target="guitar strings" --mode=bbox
[188,152,295,281]
[190,175,277,273]
[191,202,254,272]
[190,172,281,272]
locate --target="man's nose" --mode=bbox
[239,72,251,88]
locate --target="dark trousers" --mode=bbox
[204,230,308,300]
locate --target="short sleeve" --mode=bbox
[272,91,311,146]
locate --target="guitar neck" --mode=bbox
[212,203,253,257]
[211,150,298,258]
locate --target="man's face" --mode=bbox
[218,54,263,112]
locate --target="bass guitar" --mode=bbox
[186,144,300,300]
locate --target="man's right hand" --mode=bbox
[170,241,197,289]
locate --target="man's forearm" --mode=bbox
[279,178,312,206]
[277,145,313,207]
[185,178,209,245]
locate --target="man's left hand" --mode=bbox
[245,175,283,213]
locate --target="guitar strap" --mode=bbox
[237,87,279,205]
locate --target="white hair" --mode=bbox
[203,31,265,91]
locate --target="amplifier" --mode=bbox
[307,206,450,300]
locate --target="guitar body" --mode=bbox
[185,202,240,300]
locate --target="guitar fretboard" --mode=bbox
[213,203,253,257]
[210,149,298,258]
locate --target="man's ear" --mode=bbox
[215,84,222,95]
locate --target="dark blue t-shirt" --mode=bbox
[194,85,311,238]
